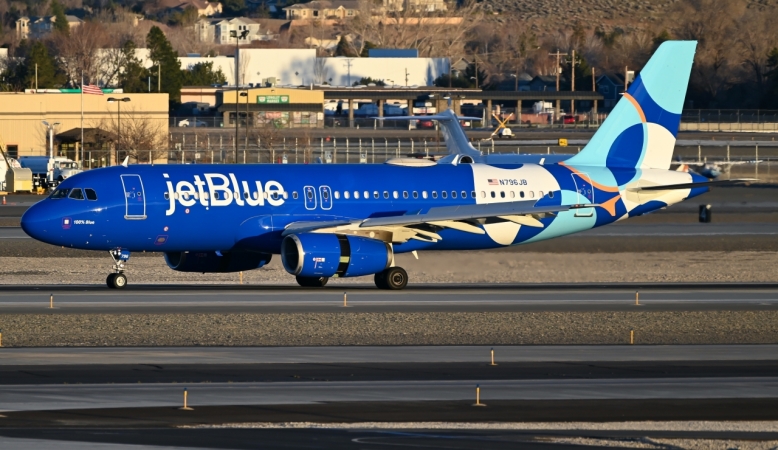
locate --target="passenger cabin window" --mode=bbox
[383,191,389,199]
[481,191,486,198]
[334,191,340,200]
[500,192,505,198]
[520,191,525,198]
[432,191,438,199]
[293,192,299,199]
[441,191,447,199]
[422,191,428,199]
[344,191,350,199]
[373,191,379,199]
[403,191,409,199]
[462,191,467,198]
[471,191,476,198]
[69,188,85,200]
[393,191,398,199]
[549,191,554,198]
[364,191,369,199]
[510,191,515,198]
[50,188,69,199]
[413,191,418,199]
[539,191,544,198]
[85,189,98,201]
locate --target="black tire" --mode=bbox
[108,273,127,289]
[296,276,329,287]
[378,267,408,290]
[374,272,388,289]
[106,273,116,289]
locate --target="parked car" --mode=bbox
[416,119,435,129]
[178,119,208,127]
[562,115,576,124]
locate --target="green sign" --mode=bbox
[257,95,289,104]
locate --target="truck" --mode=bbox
[19,156,82,190]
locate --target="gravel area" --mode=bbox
[192,421,778,431]
[0,251,777,285]
[1,311,776,347]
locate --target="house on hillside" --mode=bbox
[528,75,560,92]
[596,73,625,109]
[159,0,223,16]
[195,17,261,44]
[403,0,447,12]
[16,15,83,40]
[283,0,361,19]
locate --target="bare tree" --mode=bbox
[736,9,778,103]
[93,106,168,163]
[55,22,109,86]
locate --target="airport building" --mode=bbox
[0,91,169,165]
[218,87,325,129]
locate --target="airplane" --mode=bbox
[21,40,742,290]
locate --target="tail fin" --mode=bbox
[564,41,697,170]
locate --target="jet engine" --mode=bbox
[281,233,392,278]
[164,251,272,273]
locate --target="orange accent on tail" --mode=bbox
[598,194,621,216]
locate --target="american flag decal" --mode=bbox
[488,179,499,185]
[82,84,103,95]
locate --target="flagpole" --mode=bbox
[80,71,84,169]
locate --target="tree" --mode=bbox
[182,61,226,86]
[118,40,150,93]
[222,0,245,16]
[146,26,182,104]
[335,36,357,57]
[22,41,64,88]
[50,0,69,35]
[55,21,107,86]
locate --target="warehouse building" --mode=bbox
[218,87,324,129]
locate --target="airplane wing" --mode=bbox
[282,200,572,244]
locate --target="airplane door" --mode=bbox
[303,185,317,210]
[571,173,594,217]
[120,174,147,220]
[319,186,332,210]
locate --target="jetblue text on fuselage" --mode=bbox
[164,173,286,215]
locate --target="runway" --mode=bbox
[3,344,777,365]
[1,284,776,313]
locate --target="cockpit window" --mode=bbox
[50,188,69,199]
[68,188,85,200]
[85,189,98,201]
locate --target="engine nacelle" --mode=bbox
[164,251,272,273]
[281,233,392,278]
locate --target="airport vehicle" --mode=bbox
[178,119,208,128]
[19,156,82,190]
[22,41,740,290]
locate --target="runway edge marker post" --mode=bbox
[490,348,497,366]
[473,384,486,407]
[179,388,194,411]
[630,329,635,345]
[49,294,53,309]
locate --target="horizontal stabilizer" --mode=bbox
[633,179,756,191]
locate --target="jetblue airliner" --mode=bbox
[21,41,725,289]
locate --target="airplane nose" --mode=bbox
[21,201,52,242]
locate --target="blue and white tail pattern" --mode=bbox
[565,41,697,171]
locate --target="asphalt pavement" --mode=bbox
[1,284,776,313]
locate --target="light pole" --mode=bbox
[230,29,249,163]
[41,120,60,187]
[240,91,249,155]
[107,97,131,165]
[41,120,61,159]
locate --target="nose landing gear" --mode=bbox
[107,249,131,289]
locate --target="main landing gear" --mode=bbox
[374,267,408,290]
[107,249,131,289]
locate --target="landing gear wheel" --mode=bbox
[107,273,127,289]
[375,267,408,290]
[296,276,329,287]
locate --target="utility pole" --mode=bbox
[548,50,567,123]
[344,58,354,86]
[570,49,576,116]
